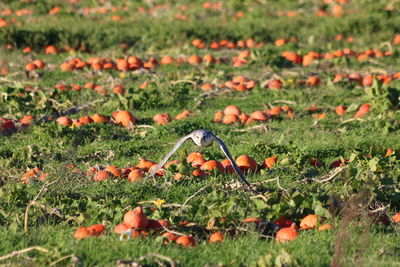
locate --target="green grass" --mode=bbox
[0,0,400,266]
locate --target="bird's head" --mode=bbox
[191,130,214,147]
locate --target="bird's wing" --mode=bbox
[148,133,193,177]
[212,134,258,193]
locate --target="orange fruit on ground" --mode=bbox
[200,160,223,172]
[250,111,268,121]
[234,83,247,91]
[262,156,277,169]
[91,114,109,123]
[275,38,287,47]
[235,155,258,172]
[161,232,178,243]
[186,152,204,164]
[165,160,180,169]
[93,170,109,182]
[362,75,374,87]
[153,113,172,125]
[20,115,35,125]
[242,217,260,224]
[268,79,283,90]
[203,54,215,64]
[307,76,320,87]
[176,235,196,247]
[79,116,93,124]
[385,148,394,157]
[113,84,126,95]
[32,59,45,69]
[174,173,183,180]
[392,213,400,223]
[192,169,206,177]
[213,111,223,122]
[269,106,282,116]
[222,114,239,124]
[220,159,234,174]
[223,105,241,116]
[191,157,206,168]
[318,224,333,231]
[88,224,106,236]
[25,62,37,72]
[74,227,91,239]
[149,164,165,177]
[202,83,214,91]
[136,158,156,172]
[160,56,174,65]
[116,59,129,71]
[105,166,120,177]
[209,232,224,243]
[45,45,58,54]
[115,110,136,127]
[175,110,192,120]
[187,55,202,65]
[127,168,144,182]
[335,105,347,116]
[55,116,72,127]
[239,113,249,124]
[276,224,298,243]
[123,206,148,229]
[114,223,130,234]
[300,214,320,229]
[354,104,370,118]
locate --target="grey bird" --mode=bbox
[149,130,258,193]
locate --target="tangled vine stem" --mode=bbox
[24,179,59,233]
[0,246,49,261]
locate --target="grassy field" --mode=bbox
[0,0,400,266]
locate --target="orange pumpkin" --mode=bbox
[93,170,110,182]
[209,232,224,243]
[123,206,148,229]
[115,110,136,127]
[235,155,258,172]
[114,223,130,234]
[223,105,241,116]
[176,235,196,247]
[300,214,320,229]
[200,160,223,172]
[276,224,298,243]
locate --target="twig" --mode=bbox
[252,177,278,185]
[162,203,191,209]
[24,179,59,233]
[182,185,209,206]
[49,254,78,266]
[341,118,364,124]
[30,201,64,218]
[170,80,196,85]
[249,194,270,202]
[276,176,288,192]
[0,246,48,261]
[272,100,297,105]
[233,124,270,133]
[315,166,347,183]
[161,227,186,237]
[134,125,156,129]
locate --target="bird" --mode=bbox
[148,130,259,193]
